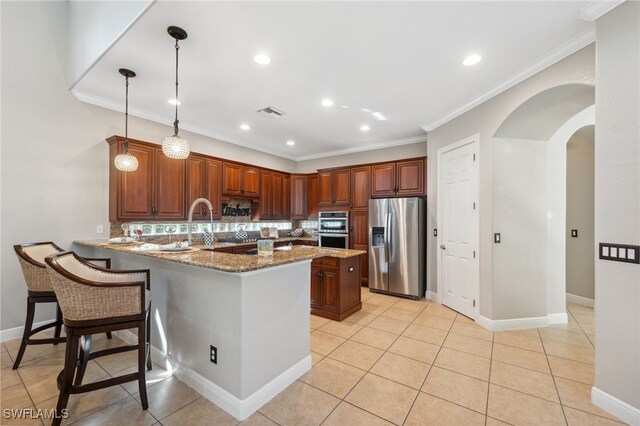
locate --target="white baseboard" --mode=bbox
[425,291,440,303]
[592,386,640,425]
[566,292,595,308]
[0,319,56,343]
[115,330,311,421]
[477,313,568,331]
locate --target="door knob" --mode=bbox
[440,245,446,250]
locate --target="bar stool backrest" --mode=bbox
[45,251,149,326]
[14,242,64,293]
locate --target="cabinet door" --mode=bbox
[242,166,260,197]
[371,163,396,197]
[310,266,322,309]
[308,174,319,218]
[354,245,369,285]
[260,170,273,219]
[154,149,186,219]
[186,155,206,219]
[272,173,284,218]
[290,175,307,219]
[204,159,222,219]
[222,162,242,196]
[333,168,351,205]
[350,211,369,246]
[117,142,154,220]
[282,174,291,219]
[396,159,426,196]
[350,166,371,210]
[318,170,333,205]
[321,269,340,313]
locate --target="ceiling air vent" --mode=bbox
[256,106,285,118]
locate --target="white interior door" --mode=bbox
[438,138,478,319]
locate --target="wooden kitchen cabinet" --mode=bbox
[222,162,260,197]
[318,168,350,207]
[350,210,369,286]
[260,170,291,220]
[310,256,361,321]
[186,156,222,220]
[371,157,426,198]
[307,173,319,218]
[350,166,371,210]
[290,174,308,219]
[108,136,186,221]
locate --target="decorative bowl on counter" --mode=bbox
[257,239,274,256]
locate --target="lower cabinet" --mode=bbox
[310,256,362,321]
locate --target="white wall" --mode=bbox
[68,0,153,88]
[426,45,595,319]
[565,126,594,300]
[296,141,427,173]
[593,1,640,417]
[491,138,548,319]
[0,1,295,331]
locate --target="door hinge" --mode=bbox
[473,202,476,210]
[473,300,476,307]
[473,251,476,258]
[473,153,476,161]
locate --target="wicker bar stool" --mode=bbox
[12,242,112,369]
[45,251,151,426]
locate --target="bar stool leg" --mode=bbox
[146,304,152,371]
[53,331,80,426]
[53,304,63,344]
[106,332,113,339]
[74,335,92,386]
[12,297,35,370]
[137,321,149,410]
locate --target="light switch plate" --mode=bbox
[494,233,501,243]
[599,243,640,264]
[571,229,578,238]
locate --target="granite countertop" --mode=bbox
[74,239,365,273]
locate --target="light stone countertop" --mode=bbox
[74,239,365,273]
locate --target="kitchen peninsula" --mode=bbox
[73,239,363,420]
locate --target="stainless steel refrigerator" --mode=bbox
[369,197,425,299]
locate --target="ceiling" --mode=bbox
[73,1,595,160]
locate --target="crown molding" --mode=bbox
[578,0,626,21]
[72,90,298,161]
[421,28,596,133]
[293,135,428,162]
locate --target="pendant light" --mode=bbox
[114,68,139,172]
[162,26,190,159]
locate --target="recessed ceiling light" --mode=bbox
[240,124,251,131]
[321,99,334,107]
[168,99,181,106]
[341,105,349,109]
[463,54,482,66]
[372,112,387,121]
[361,108,372,112]
[254,54,271,65]
[286,140,295,146]
[360,125,370,132]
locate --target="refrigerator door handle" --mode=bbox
[385,212,390,262]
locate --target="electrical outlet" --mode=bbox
[210,345,217,364]
[96,225,104,234]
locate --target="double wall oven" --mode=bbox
[318,211,349,249]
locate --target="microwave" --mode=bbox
[318,211,349,234]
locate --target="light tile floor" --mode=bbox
[0,291,626,425]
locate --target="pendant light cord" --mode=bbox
[124,75,130,153]
[173,39,180,136]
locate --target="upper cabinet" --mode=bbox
[260,170,290,220]
[350,166,371,210]
[318,168,350,207]
[186,155,222,220]
[222,162,260,197]
[307,173,319,219]
[371,158,426,198]
[108,136,186,222]
[290,175,308,219]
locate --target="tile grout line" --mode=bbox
[538,327,569,425]
[485,325,495,425]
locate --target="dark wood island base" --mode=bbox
[310,255,362,321]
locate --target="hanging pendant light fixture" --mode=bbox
[162,26,190,159]
[114,68,139,172]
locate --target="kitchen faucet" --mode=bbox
[187,198,214,247]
